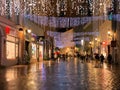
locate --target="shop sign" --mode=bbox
[5,26,10,34]
[5,26,18,37]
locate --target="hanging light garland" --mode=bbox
[0,0,21,18]
[1,0,117,29]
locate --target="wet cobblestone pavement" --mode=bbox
[0,58,120,90]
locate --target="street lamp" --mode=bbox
[95,38,98,41]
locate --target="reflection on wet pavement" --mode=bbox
[0,58,120,90]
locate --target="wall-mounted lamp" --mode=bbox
[89,42,92,44]
[108,31,111,35]
[108,31,113,36]
[27,29,31,33]
[107,31,112,36]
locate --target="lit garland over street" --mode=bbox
[0,0,117,29]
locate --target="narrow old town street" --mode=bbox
[0,58,120,90]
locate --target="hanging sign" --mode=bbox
[5,26,10,34]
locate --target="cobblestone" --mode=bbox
[0,58,120,90]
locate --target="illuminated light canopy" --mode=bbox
[0,0,117,29]
[25,14,109,28]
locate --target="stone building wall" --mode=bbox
[0,29,2,65]
[116,22,120,64]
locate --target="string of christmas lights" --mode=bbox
[0,0,117,28]
[25,14,109,28]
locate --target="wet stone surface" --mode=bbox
[0,58,120,90]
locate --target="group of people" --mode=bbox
[55,51,113,66]
[95,53,112,67]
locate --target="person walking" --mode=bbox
[85,54,89,62]
[95,54,99,67]
[100,54,105,66]
[107,53,112,64]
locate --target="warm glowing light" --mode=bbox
[27,29,31,33]
[102,41,106,45]
[89,42,92,44]
[102,41,107,46]
[81,39,84,46]
[99,3,103,6]
[108,31,111,35]
[95,38,98,41]
[107,31,113,38]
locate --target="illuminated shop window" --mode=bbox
[6,35,19,60]
[39,45,43,59]
[6,42,16,59]
[32,43,37,59]
[6,35,15,42]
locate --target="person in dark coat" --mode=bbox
[95,54,100,67]
[107,53,112,64]
[100,54,104,65]
[95,54,99,60]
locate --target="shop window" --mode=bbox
[7,35,15,42]
[32,43,37,59]
[39,45,43,59]
[6,35,19,60]
[6,42,16,59]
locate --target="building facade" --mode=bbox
[0,0,46,66]
[91,0,113,58]
[112,0,120,64]
[0,16,21,66]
